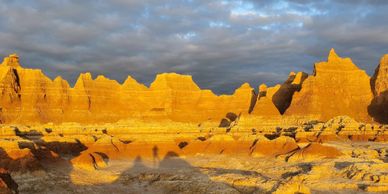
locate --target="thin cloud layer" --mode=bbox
[0,0,387,94]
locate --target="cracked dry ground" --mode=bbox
[0,117,387,194]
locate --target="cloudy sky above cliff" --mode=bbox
[0,0,388,93]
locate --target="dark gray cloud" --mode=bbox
[0,0,387,94]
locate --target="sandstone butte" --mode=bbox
[285,49,378,122]
[0,49,387,124]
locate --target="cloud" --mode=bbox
[0,0,387,94]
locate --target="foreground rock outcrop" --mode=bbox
[0,115,385,193]
[0,168,18,194]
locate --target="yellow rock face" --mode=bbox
[251,84,280,116]
[285,49,374,122]
[0,65,21,122]
[1,54,20,68]
[0,52,387,194]
[369,55,388,124]
[372,55,388,95]
[0,55,256,124]
[0,51,386,124]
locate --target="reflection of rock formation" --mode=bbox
[285,49,374,122]
[369,54,388,124]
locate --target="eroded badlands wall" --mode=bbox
[0,49,386,124]
[0,54,255,124]
[285,49,374,122]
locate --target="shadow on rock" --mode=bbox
[272,72,307,114]
[1,128,88,193]
[74,149,265,193]
[368,90,388,124]
[0,151,19,194]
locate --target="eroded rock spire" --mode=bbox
[1,53,21,68]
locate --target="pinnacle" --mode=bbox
[259,84,267,92]
[328,48,340,61]
[239,82,252,89]
[1,53,21,67]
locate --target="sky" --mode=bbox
[0,0,388,94]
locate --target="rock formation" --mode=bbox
[0,50,386,124]
[371,54,388,95]
[250,84,280,116]
[285,49,374,122]
[0,50,387,194]
[286,143,343,162]
[1,54,20,68]
[0,168,18,194]
[272,71,308,114]
[0,63,21,123]
[0,55,257,124]
[369,54,388,124]
[0,112,386,193]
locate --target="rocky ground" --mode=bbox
[0,116,387,194]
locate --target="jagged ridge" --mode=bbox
[0,49,386,124]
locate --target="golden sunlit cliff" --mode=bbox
[0,50,387,193]
[0,49,386,124]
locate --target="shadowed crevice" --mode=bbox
[272,72,308,114]
[368,90,388,124]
